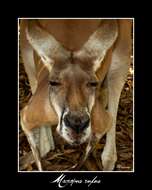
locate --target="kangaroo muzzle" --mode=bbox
[56,109,91,145]
[64,111,90,134]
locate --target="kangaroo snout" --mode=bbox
[64,111,90,134]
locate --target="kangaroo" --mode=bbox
[19,19,132,171]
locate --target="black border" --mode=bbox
[4,15,148,188]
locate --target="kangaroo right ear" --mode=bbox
[74,20,118,73]
[26,20,70,72]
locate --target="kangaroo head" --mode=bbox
[26,19,118,145]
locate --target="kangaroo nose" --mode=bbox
[64,112,90,133]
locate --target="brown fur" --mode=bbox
[38,19,102,51]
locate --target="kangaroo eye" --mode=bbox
[87,81,99,87]
[49,81,61,86]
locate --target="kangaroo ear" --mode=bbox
[26,20,70,72]
[74,20,118,72]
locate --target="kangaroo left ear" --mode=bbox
[26,20,70,72]
[74,20,118,73]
